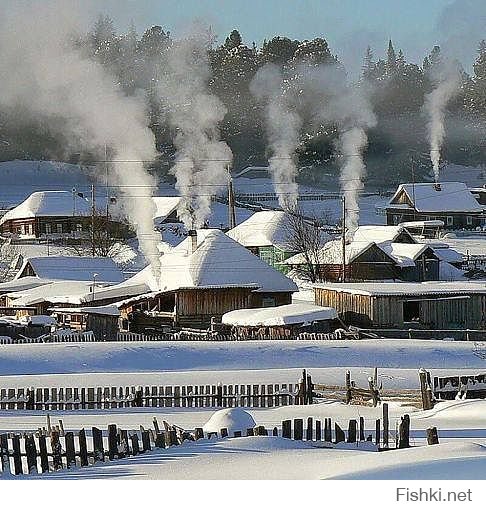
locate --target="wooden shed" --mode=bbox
[51,306,120,340]
[314,282,486,330]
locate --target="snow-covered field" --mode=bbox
[0,338,484,479]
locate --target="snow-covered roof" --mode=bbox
[51,305,120,316]
[152,196,181,223]
[227,211,290,250]
[0,276,52,294]
[15,256,124,283]
[8,281,96,306]
[314,281,486,296]
[379,243,432,268]
[222,303,338,326]
[388,182,483,213]
[352,225,415,244]
[285,240,379,265]
[399,220,444,228]
[157,229,297,293]
[0,191,92,225]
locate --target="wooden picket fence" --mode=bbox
[0,329,356,345]
[0,369,316,412]
[0,382,304,411]
[0,407,441,477]
[433,372,486,400]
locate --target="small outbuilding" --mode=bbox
[221,303,340,338]
[314,281,486,330]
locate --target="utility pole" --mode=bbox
[228,165,236,230]
[341,195,346,283]
[91,184,96,257]
[411,155,416,221]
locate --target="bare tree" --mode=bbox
[283,209,329,283]
[0,238,20,281]
[66,212,135,258]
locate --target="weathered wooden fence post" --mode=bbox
[306,417,313,441]
[426,426,439,445]
[347,420,357,443]
[65,432,76,468]
[324,418,332,442]
[78,429,88,467]
[141,430,151,452]
[12,435,23,475]
[419,368,434,410]
[359,416,365,441]
[0,433,9,474]
[92,427,105,462]
[375,419,381,447]
[50,430,63,470]
[26,387,35,411]
[195,427,204,440]
[398,414,410,449]
[38,433,49,473]
[383,403,389,449]
[315,419,322,441]
[130,432,140,455]
[282,420,291,439]
[334,423,345,443]
[293,418,303,440]
[25,434,38,474]
[345,370,352,404]
[108,424,118,460]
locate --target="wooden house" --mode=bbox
[115,229,298,330]
[51,305,120,340]
[314,282,486,330]
[386,182,484,230]
[285,240,399,282]
[0,191,125,239]
[227,211,297,272]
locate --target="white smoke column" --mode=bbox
[0,5,161,279]
[300,65,376,237]
[423,65,461,182]
[250,64,302,210]
[339,128,369,235]
[160,36,232,228]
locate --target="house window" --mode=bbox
[45,224,52,234]
[56,223,63,233]
[393,215,400,225]
[446,216,453,226]
[466,216,473,226]
[76,224,82,233]
[403,301,420,322]
[261,297,276,307]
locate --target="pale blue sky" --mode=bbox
[3,0,485,74]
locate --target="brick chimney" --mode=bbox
[188,229,197,253]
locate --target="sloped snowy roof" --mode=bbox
[314,281,486,296]
[0,191,92,224]
[52,305,120,316]
[284,240,380,265]
[227,211,290,249]
[388,182,483,213]
[222,303,337,326]
[15,256,124,283]
[379,243,432,268]
[352,225,415,244]
[8,281,96,306]
[158,229,297,293]
[152,196,181,222]
[0,276,52,294]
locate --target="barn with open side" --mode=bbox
[314,282,486,330]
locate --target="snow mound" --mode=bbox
[203,408,256,434]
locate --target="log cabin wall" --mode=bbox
[314,287,486,329]
[175,288,254,328]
